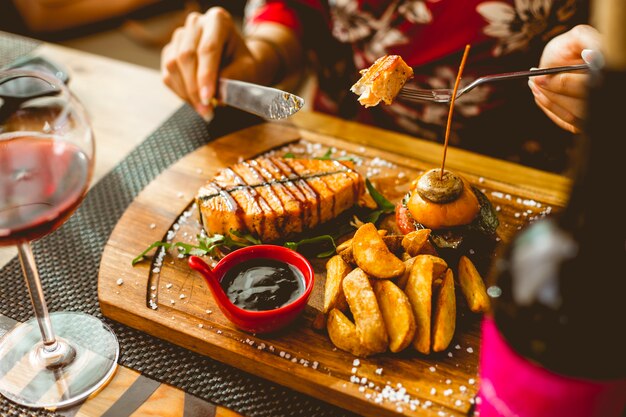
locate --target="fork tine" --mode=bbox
[397,87,451,103]
[398,87,433,96]
[397,89,436,100]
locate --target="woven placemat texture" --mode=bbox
[0,31,40,69]
[0,103,355,417]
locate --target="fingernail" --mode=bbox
[202,108,214,123]
[195,104,214,122]
[528,67,545,86]
[581,49,605,69]
[528,79,539,95]
[200,86,211,106]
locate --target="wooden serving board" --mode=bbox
[99,121,562,417]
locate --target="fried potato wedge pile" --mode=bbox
[321,222,489,357]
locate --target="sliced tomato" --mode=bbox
[395,202,416,235]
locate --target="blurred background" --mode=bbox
[1,0,246,70]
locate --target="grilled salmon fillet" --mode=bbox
[351,55,414,107]
[196,157,364,242]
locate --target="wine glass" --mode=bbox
[0,69,119,408]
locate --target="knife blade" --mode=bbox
[217,79,304,120]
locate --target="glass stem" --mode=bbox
[17,241,58,352]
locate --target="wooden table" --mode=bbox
[0,41,571,416]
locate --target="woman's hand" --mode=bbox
[529,24,602,134]
[161,7,302,121]
[161,8,257,120]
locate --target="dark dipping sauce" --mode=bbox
[220,258,305,311]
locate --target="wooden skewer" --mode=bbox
[440,44,471,180]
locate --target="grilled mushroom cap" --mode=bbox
[407,169,480,229]
[415,169,464,203]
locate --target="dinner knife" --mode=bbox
[217,78,305,120]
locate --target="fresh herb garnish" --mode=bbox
[229,229,262,245]
[284,149,356,162]
[131,230,258,266]
[315,149,334,160]
[313,148,358,163]
[132,237,216,266]
[365,178,396,224]
[133,229,338,265]
[284,235,337,258]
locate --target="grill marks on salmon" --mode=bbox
[196,157,364,242]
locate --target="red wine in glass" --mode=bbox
[0,69,119,410]
[0,135,91,244]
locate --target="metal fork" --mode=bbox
[397,63,590,104]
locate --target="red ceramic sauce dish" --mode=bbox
[188,245,314,334]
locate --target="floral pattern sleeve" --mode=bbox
[245,0,587,173]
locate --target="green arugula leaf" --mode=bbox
[283,241,297,251]
[366,209,385,224]
[315,149,334,160]
[229,229,262,245]
[316,247,338,258]
[284,235,337,258]
[363,179,395,225]
[335,155,357,162]
[171,241,204,255]
[133,234,224,266]
[311,148,358,163]
[132,238,220,266]
[197,234,225,251]
[283,152,296,159]
[189,247,209,256]
[132,241,173,265]
[365,178,395,212]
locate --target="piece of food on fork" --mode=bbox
[196,157,364,242]
[351,55,414,107]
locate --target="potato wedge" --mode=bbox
[405,255,448,354]
[342,268,388,353]
[432,269,456,352]
[395,256,417,290]
[339,234,401,266]
[335,238,353,254]
[423,254,448,277]
[401,229,431,256]
[353,223,405,279]
[458,255,490,313]
[372,280,416,352]
[323,255,351,313]
[336,230,387,253]
[327,309,373,357]
[339,247,355,265]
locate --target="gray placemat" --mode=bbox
[0,31,40,69]
[0,103,355,417]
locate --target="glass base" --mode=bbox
[0,312,119,409]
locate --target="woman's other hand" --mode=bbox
[529,24,602,134]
